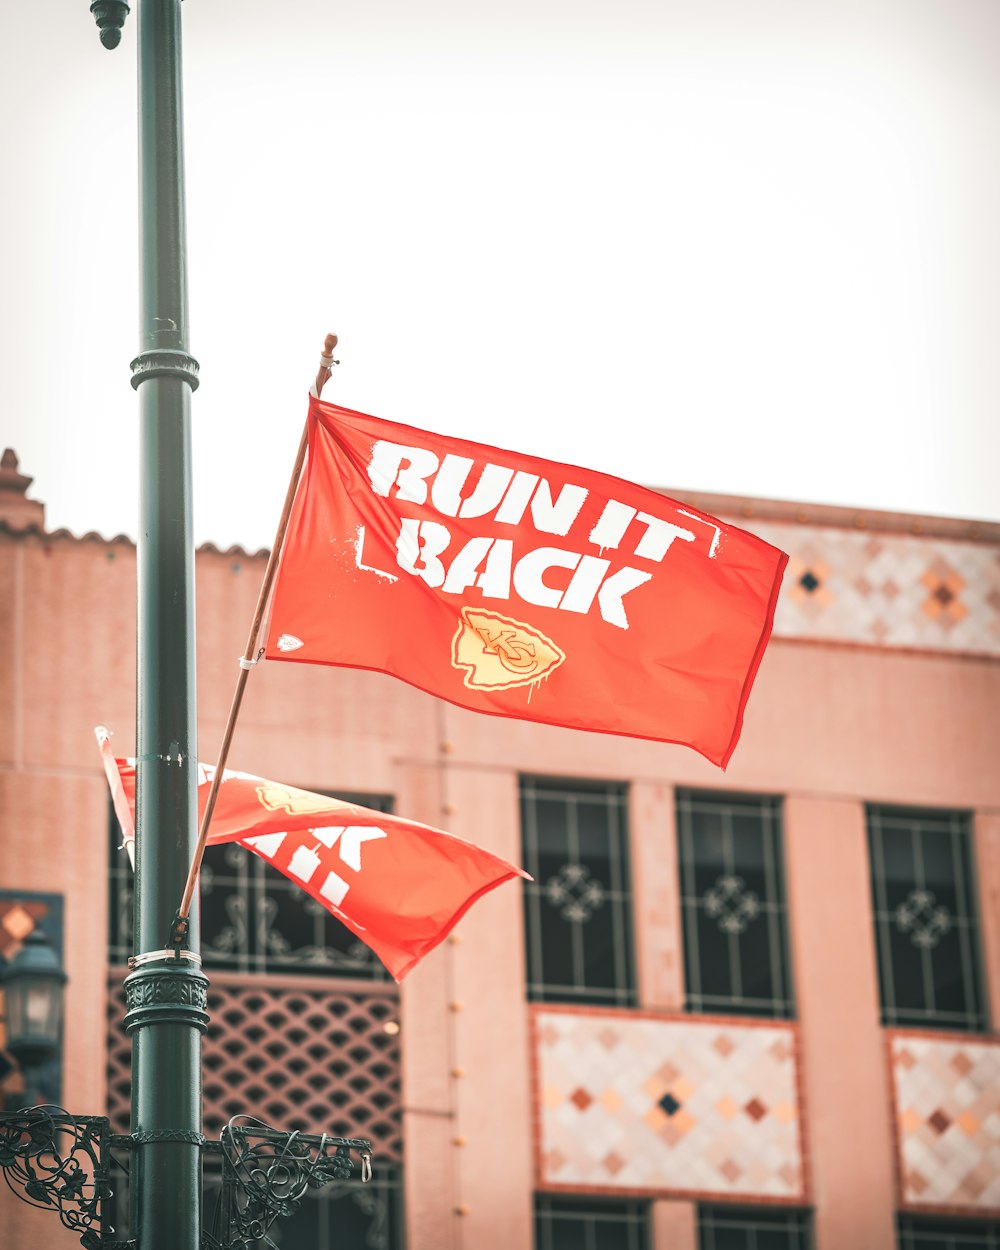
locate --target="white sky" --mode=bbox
[2,0,998,551]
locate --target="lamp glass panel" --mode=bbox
[26,982,58,1037]
[6,977,61,1047]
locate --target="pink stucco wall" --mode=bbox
[785,798,896,1250]
[2,492,999,1250]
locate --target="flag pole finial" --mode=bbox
[315,332,339,397]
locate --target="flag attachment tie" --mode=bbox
[128,948,202,970]
[361,1151,373,1183]
[166,908,192,956]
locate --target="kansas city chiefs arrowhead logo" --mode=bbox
[256,781,352,817]
[451,607,565,691]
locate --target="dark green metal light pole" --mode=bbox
[94,4,207,1249]
[0,13,374,1245]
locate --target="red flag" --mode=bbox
[102,749,529,980]
[264,397,787,768]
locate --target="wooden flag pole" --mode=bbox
[173,333,339,936]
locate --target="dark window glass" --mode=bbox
[698,1205,812,1250]
[521,778,635,1007]
[108,813,134,963]
[897,1214,1000,1250]
[868,806,985,1030]
[108,791,395,980]
[111,1158,405,1249]
[677,792,793,1018]
[535,1194,649,1250]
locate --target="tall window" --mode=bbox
[109,792,394,980]
[677,791,793,1018]
[868,806,985,1031]
[521,778,636,1007]
[535,1194,649,1250]
[897,1215,1000,1250]
[698,1205,812,1250]
[106,789,405,1250]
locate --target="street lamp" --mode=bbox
[2,929,67,1084]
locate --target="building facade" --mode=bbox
[1,447,999,1250]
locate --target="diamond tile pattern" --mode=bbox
[0,898,46,959]
[891,1033,1000,1212]
[534,1008,804,1200]
[735,520,1000,656]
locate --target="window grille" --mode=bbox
[108,792,395,979]
[677,791,793,1018]
[868,806,985,1031]
[106,973,402,1152]
[698,1204,812,1250]
[521,778,636,1007]
[535,1194,649,1250]
[897,1215,1000,1250]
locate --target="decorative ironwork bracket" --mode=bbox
[0,1108,127,1249]
[204,1116,374,1250]
[0,1106,373,1250]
